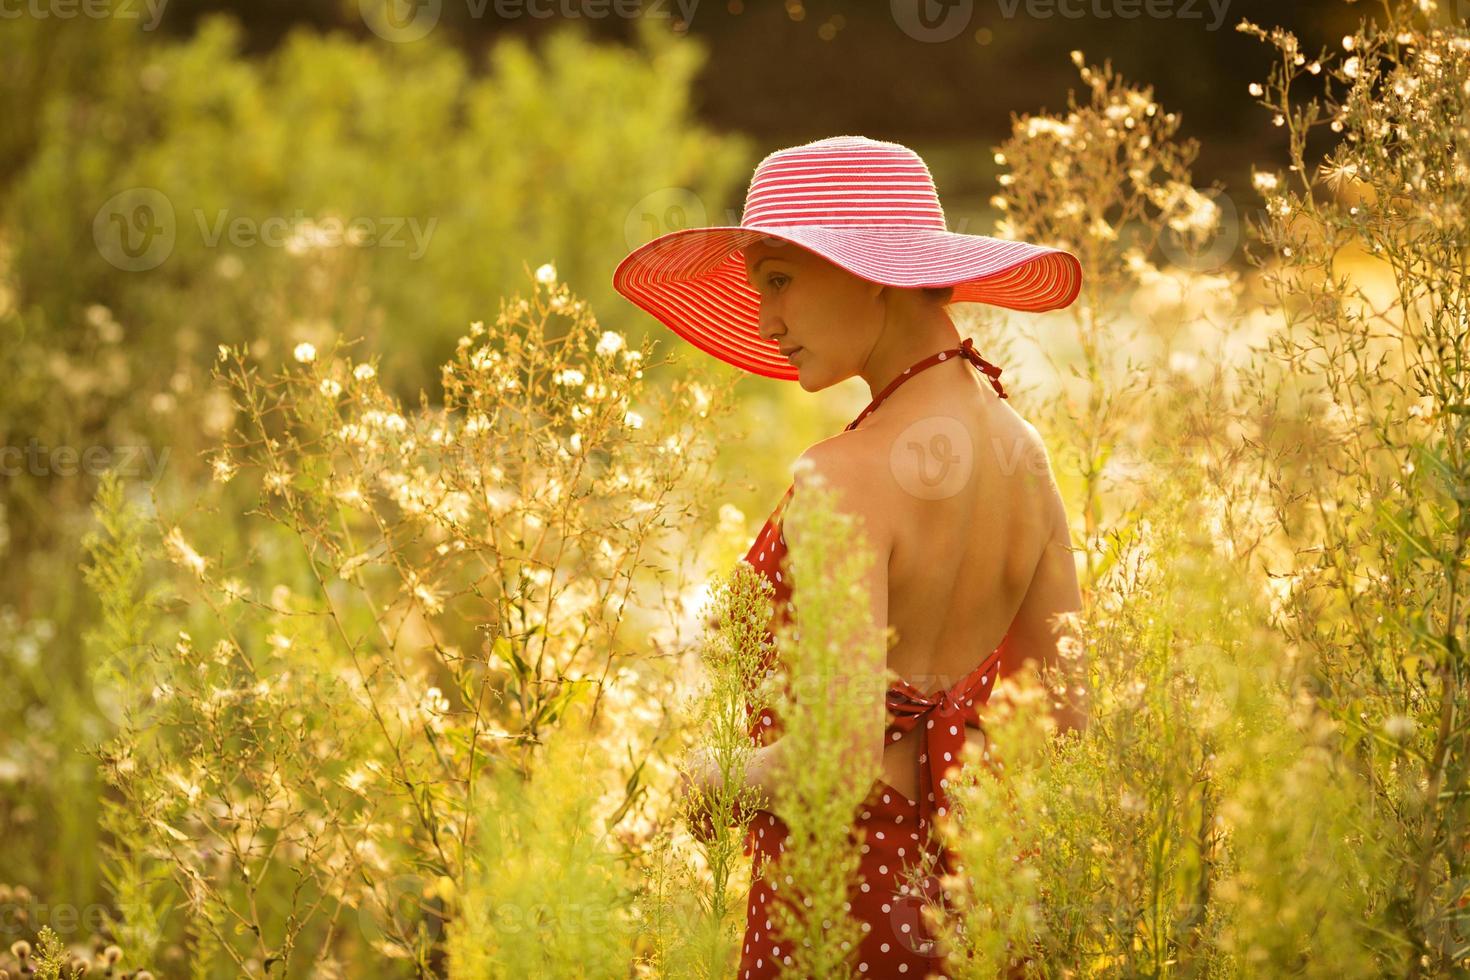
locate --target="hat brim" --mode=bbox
[611,223,1082,381]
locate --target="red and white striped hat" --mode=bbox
[612,135,1083,380]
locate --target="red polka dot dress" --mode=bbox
[733,340,1015,980]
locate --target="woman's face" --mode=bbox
[742,239,881,391]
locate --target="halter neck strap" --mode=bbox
[844,337,1009,432]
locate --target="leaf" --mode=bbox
[1374,499,1440,566]
[151,818,190,842]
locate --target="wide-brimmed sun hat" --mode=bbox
[611,134,1083,381]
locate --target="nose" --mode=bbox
[756,298,783,344]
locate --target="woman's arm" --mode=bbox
[997,463,1088,737]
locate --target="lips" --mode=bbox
[781,346,803,362]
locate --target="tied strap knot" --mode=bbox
[958,337,1009,400]
[884,686,984,840]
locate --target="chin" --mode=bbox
[793,367,831,393]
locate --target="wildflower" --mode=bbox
[408,572,445,615]
[362,410,407,433]
[555,368,586,387]
[535,262,557,284]
[1321,158,1360,193]
[1343,56,1360,79]
[353,363,376,381]
[337,422,369,445]
[1087,217,1117,241]
[422,686,450,716]
[217,344,230,362]
[319,377,342,397]
[1248,82,1264,97]
[210,453,237,483]
[339,552,373,579]
[597,331,626,357]
[293,342,317,364]
[1383,715,1416,740]
[1252,171,1280,193]
[687,382,710,417]
[164,527,207,577]
[264,469,292,494]
[624,410,644,429]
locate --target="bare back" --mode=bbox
[834,356,1081,800]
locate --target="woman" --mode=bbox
[613,135,1087,978]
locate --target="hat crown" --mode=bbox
[740,135,948,231]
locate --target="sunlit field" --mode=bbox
[2,1,1468,976]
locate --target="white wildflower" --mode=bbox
[164,527,207,577]
[210,453,237,484]
[597,331,626,357]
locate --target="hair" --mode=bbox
[920,284,955,306]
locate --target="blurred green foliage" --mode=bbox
[0,6,749,919]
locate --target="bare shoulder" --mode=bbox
[782,430,894,553]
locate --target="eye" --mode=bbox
[765,273,789,291]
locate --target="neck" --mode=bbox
[858,305,962,399]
